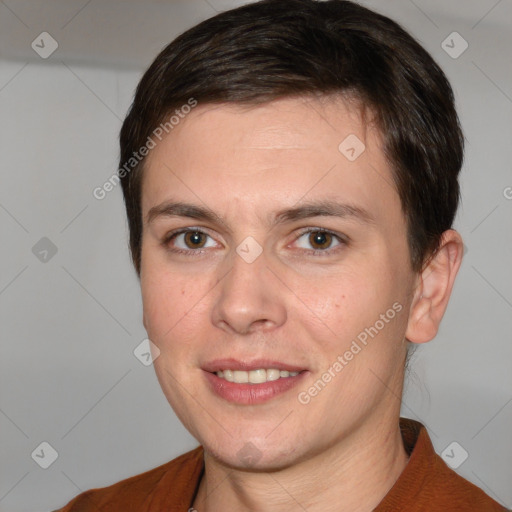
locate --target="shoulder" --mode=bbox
[52,446,204,511]
[425,451,508,511]
[376,419,509,511]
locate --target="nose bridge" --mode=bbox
[223,239,269,305]
[212,240,286,334]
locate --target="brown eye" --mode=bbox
[183,231,207,249]
[293,229,345,254]
[165,229,217,253]
[308,231,333,250]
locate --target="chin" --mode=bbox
[201,435,304,471]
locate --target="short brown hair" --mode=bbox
[119,0,464,275]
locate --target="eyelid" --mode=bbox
[163,226,214,243]
[290,227,348,253]
[294,226,348,241]
[162,226,348,255]
[162,227,219,253]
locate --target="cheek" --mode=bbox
[295,267,374,327]
[296,264,406,356]
[140,261,217,353]
[141,265,186,338]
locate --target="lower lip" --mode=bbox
[203,370,308,405]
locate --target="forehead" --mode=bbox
[141,96,400,228]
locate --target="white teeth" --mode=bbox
[223,369,234,382]
[233,370,249,383]
[249,369,267,384]
[215,368,301,383]
[267,369,280,381]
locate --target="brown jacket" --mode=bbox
[54,418,508,511]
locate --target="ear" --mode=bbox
[405,229,464,344]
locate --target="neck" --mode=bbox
[192,410,409,512]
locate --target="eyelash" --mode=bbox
[162,227,348,257]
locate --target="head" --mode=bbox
[118,0,464,468]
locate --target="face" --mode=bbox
[140,96,417,469]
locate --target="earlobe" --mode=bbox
[405,229,464,344]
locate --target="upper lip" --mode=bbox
[202,358,307,373]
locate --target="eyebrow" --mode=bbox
[146,199,375,228]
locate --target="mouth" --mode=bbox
[214,368,300,383]
[202,358,308,405]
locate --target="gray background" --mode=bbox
[0,0,511,510]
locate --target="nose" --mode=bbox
[211,244,287,335]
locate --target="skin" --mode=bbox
[139,95,463,512]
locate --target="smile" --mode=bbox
[215,369,300,384]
